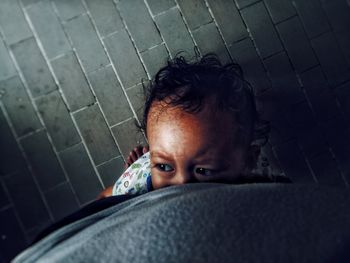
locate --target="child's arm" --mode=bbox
[97,186,113,199]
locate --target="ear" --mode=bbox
[246,144,261,170]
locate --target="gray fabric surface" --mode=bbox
[13,183,350,263]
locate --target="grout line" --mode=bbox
[274,14,298,26]
[115,0,153,79]
[2,4,60,223]
[110,116,134,129]
[235,0,261,11]
[16,128,46,140]
[143,0,173,68]
[0,177,30,244]
[69,106,106,192]
[21,0,86,208]
[173,0,201,59]
[203,0,234,62]
[0,204,13,213]
[296,141,320,184]
[151,5,178,17]
[70,0,135,182]
[231,0,274,95]
[95,155,124,168]
[52,1,125,192]
[97,0,148,138]
[81,0,132,158]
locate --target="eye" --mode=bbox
[195,168,213,176]
[155,163,174,172]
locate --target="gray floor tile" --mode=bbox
[234,0,259,9]
[192,22,231,64]
[0,108,27,176]
[88,66,133,126]
[0,38,16,81]
[177,0,212,30]
[0,0,32,45]
[240,2,283,58]
[229,38,270,94]
[11,37,57,97]
[207,0,248,44]
[65,14,109,73]
[104,29,147,88]
[97,156,125,187]
[0,207,27,261]
[140,44,169,78]
[44,181,80,221]
[309,151,345,186]
[126,83,146,123]
[85,0,123,37]
[4,168,52,230]
[52,0,85,21]
[51,52,95,111]
[320,0,350,33]
[335,81,350,123]
[311,31,350,87]
[26,1,71,58]
[276,17,318,73]
[155,8,195,59]
[0,181,10,209]
[20,130,66,191]
[146,0,175,15]
[73,104,120,165]
[300,66,340,122]
[274,139,314,183]
[111,118,147,159]
[59,143,103,204]
[263,52,304,105]
[118,0,162,52]
[264,0,296,24]
[1,76,42,137]
[297,124,328,160]
[292,0,330,38]
[35,91,81,151]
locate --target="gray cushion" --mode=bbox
[14,183,350,263]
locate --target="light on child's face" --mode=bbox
[147,102,248,190]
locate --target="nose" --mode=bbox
[172,171,197,185]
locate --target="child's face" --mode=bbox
[147,100,254,190]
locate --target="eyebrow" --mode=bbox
[151,148,221,163]
[150,151,173,161]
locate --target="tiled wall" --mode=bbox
[0,0,349,260]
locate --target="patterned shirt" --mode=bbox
[112,152,152,196]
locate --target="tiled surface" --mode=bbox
[0,0,349,259]
[59,143,103,205]
[97,156,125,186]
[44,181,80,221]
[73,104,120,165]
[65,14,109,73]
[51,52,95,111]
[0,207,27,262]
[11,38,57,98]
[1,76,42,137]
[118,0,162,52]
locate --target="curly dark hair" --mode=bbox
[139,53,270,148]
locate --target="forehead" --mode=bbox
[146,101,240,149]
[148,99,235,126]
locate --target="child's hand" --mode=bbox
[125,146,149,168]
[97,186,114,199]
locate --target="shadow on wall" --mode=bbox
[0,0,350,261]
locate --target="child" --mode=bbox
[99,54,289,198]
